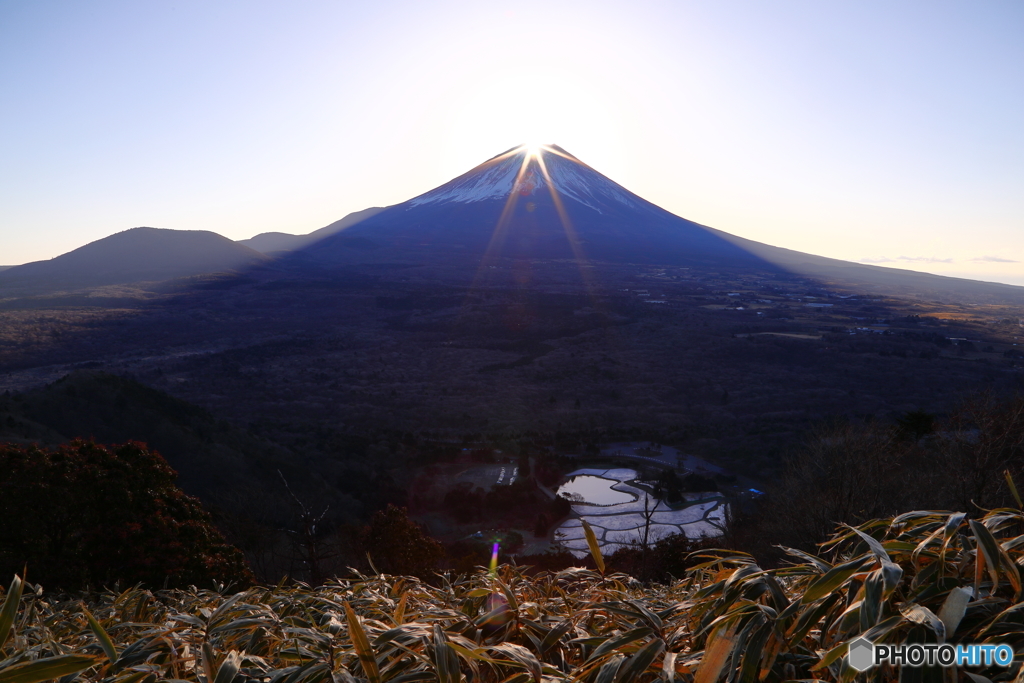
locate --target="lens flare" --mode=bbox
[522,142,544,157]
[489,542,500,576]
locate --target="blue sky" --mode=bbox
[2,1,1022,284]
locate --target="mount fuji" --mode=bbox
[285,144,772,268]
[276,144,1024,302]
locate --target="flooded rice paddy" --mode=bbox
[554,468,727,557]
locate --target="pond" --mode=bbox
[557,475,636,505]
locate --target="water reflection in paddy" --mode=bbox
[557,475,637,505]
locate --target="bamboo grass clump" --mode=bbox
[2,508,1024,683]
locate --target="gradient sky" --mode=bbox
[2,1,1022,285]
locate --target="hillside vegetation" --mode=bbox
[0,440,252,590]
[2,507,1024,683]
[0,371,343,521]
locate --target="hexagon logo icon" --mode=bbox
[848,636,875,672]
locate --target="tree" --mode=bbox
[933,395,1024,512]
[638,492,662,581]
[729,397,1024,565]
[533,513,549,537]
[749,421,921,554]
[518,453,531,478]
[0,439,252,590]
[895,410,936,440]
[607,531,712,582]
[361,504,444,578]
[653,470,683,503]
[279,471,333,586]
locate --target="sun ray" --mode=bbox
[533,151,596,291]
[464,146,536,297]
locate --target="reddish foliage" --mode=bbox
[0,439,253,590]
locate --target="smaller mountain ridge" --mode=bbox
[0,227,269,291]
[238,207,386,254]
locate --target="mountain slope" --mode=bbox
[0,370,321,508]
[239,206,386,253]
[0,227,269,291]
[286,144,1024,303]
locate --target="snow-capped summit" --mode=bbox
[408,144,640,213]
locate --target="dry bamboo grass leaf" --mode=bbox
[581,520,605,576]
[83,606,118,664]
[0,576,23,652]
[2,507,1024,683]
[0,654,98,683]
[694,622,737,683]
[662,651,677,683]
[937,586,972,638]
[344,600,382,683]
